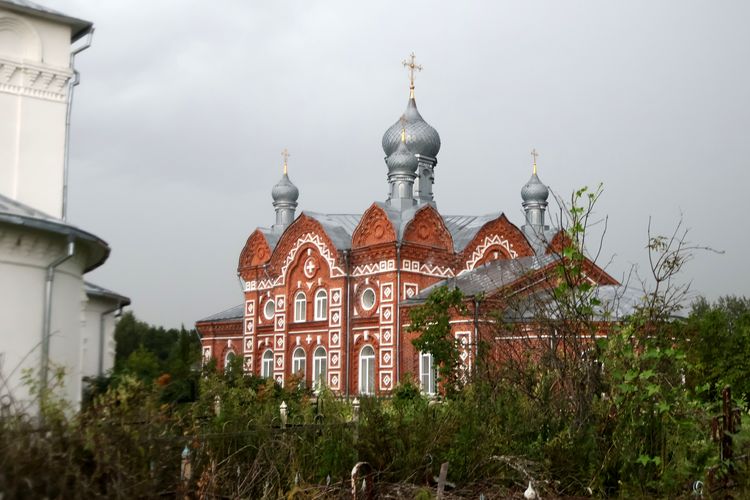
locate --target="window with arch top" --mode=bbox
[292,347,306,386]
[312,346,327,391]
[359,345,375,395]
[314,289,328,320]
[261,349,274,378]
[419,351,437,395]
[294,291,306,322]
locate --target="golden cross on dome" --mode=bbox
[402,52,422,98]
[530,148,539,175]
[281,148,290,175]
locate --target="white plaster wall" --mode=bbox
[81,296,119,379]
[0,7,74,218]
[0,225,87,412]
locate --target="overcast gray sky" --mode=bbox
[57,0,750,328]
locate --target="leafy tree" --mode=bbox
[408,285,467,397]
[684,295,750,407]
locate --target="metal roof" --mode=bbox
[197,304,244,323]
[259,206,534,254]
[304,212,362,250]
[0,0,93,41]
[443,213,503,252]
[501,284,644,322]
[404,254,558,304]
[0,193,110,272]
[84,281,131,306]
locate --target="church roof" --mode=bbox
[0,0,93,41]
[84,281,131,306]
[305,212,362,250]
[404,254,558,304]
[501,284,644,322]
[259,208,529,254]
[0,193,110,272]
[196,303,244,323]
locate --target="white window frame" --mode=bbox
[419,351,437,395]
[359,345,375,395]
[312,346,327,391]
[261,349,274,378]
[292,347,306,385]
[314,289,328,321]
[294,291,306,323]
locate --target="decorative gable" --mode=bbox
[403,205,453,251]
[352,204,397,249]
[238,230,272,276]
[459,214,535,273]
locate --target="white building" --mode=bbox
[0,0,128,412]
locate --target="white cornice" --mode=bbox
[0,56,71,102]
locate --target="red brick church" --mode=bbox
[196,55,621,396]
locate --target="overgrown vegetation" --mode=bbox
[1,187,748,498]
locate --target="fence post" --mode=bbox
[280,400,288,427]
[352,397,360,422]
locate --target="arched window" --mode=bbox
[419,351,436,395]
[314,289,328,320]
[261,349,274,378]
[359,345,375,395]
[224,350,236,370]
[294,291,306,322]
[292,347,306,385]
[312,346,327,391]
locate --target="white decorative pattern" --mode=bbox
[462,234,518,273]
[403,283,419,300]
[351,259,395,277]
[380,348,393,368]
[245,233,345,290]
[379,370,393,391]
[402,259,455,278]
[330,288,342,307]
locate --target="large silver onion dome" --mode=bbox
[521,171,549,203]
[386,139,418,174]
[382,98,441,159]
[271,173,299,203]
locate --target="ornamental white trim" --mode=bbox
[0,57,72,102]
[402,259,455,278]
[461,234,518,274]
[351,259,395,277]
[244,232,345,291]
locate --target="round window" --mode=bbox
[361,288,376,311]
[263,299,275,319]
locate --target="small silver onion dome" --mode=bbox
[521,172,549,203]
[382,98,441,158]
[386,139,418,174]
[272,173,299,203]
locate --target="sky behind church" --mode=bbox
[57,0,750,328]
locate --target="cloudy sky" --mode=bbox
[56,0,750,328]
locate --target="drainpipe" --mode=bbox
[97,303,123,376]
[41,238,76,400]
[473,296,480,377]
[62,29,94,221]
[344,250,351,399]
[395,242,402,384]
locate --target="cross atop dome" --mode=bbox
[531,148,539,174]
[402,52,422,98]
[281,148,290,175]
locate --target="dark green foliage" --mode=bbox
[684,296,750,408]
[409,285,467,396]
